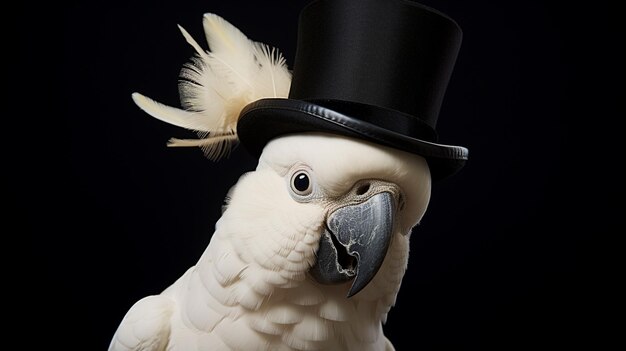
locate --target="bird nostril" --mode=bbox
[356,183,370,196]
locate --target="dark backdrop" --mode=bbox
[28,0,622,349]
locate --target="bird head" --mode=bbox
[219,133,431,297]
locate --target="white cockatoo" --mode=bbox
[110,132,430,351]
[110,10,460,351]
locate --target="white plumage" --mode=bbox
[112,14,433,351]
[110,135,432,351]
[132,13,290,160]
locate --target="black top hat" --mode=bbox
[238,0,468,180]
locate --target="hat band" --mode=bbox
[305,99,438,143]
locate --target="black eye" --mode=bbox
[291,171,312,196]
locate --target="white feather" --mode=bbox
[266,303,304,324]
[213,317,273,350]
[285,283,325,306]
[291,314,332,342]
[253,44,292,98]
[177,24,208,59]
[169,134,238,161]
[131,93,212,132]
[185,273,226,332]
[202,13,257,92]
[319,297,355,322]
[108,295,174,351]
[132,13,292,161]
[248,315,284,335]
[212,250,247,286]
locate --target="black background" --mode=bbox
[23,0,622,349]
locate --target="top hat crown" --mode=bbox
[238,0,468,179]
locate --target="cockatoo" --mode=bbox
[110,13,435,351]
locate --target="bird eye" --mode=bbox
[291,171,312,196]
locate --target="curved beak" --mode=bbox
[309,190,397,297]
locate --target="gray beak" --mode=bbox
[309,189,397,297]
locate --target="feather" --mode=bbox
[248,315,284,335]
[253,43,291,98]
[319,297,355,322]
[168,134,238,161]
[108,295,174,351]
[185,273,226,332]
[177,25,208,59]
[202,13,257,92]
[211,250,246,286]
[132,13,292,161]
[285,283,325,306]
[281,332,320,351]
[265,303,304,324]
[291,314,332,342]
[131,93,212,132]
[213,317,273,350]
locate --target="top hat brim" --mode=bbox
[238,98,468,180]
